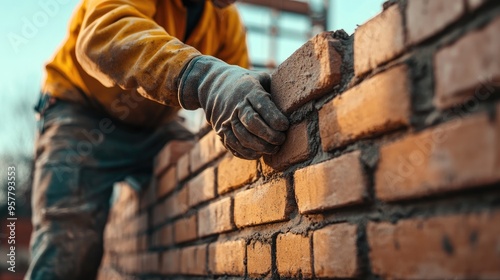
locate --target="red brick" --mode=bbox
[217,156,258,194]
[313,223,359,278]
[320,65,410,151]
[234,178,290,228]
[157,167,176,199]
[142,252,159,274]
[188,167,215,207]
[406,0,465,45]
[294,151,366,214]
[198,197,233,237]
[154,140,194,177]
[276,233,312,277]
[190,130,226,173]
[271,31,343,113]
[247,241,272,277]
[174,214,197,244]
[176,153,190,182]
[180,245,207,275]
[263,121,312,171]
[368,211,500,279]
[208,240,246,275]
[354,4,405,76]
[159,224,173,247]
[162,249,181,275]
[376,113,499,201]
[165,187,189,219]
[434,17,500,109]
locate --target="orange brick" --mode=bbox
[198,197,233,237]
[154,140,194,177]
[162,249,181,275]
[174,214,197,244]
[434,17,500,109]
[368,211,500,279]
[271,31,343,113]
[263,121,312,171]
[165,187,189,219]
[276,233,312,277]
[234,178,291,228]
[208,240,245,275]
[376,113,499,201]
[354,4,405,76]
[188,167,215,207]
[217,156,258,194]
[294,151,366,214]
[247,241,272,277]
[313,223,359,278]
[190,130,226,173]
[180,245,207,275]
[176,153,190,182]
[157,167,177,199]
[320,65,410,151]
[406,0,465,45]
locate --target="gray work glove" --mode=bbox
[178,55,289,159]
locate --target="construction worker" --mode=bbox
[27,0,289,279]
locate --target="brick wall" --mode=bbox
[98,1,500,279]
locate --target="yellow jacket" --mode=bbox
[44,0,249,127]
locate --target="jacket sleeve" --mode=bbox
[75,0,201,107]
[215,5,250,69]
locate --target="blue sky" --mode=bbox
[0,0,385,157]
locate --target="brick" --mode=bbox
[263,121,312,171]
[162,249,181,275]
[406,0,465,45]
[180,245,207,275]
[271,31,343,113]
[177,153,190,182]
[188,167,215,207]
[165,187,189,219]
[234,178,290,228]
[159,224,173,247]
[217,156,258,194]
[376,113,499,201]
[294,151,366,214]
[276,233,312,277]
[154,140,194,177]
[157,167,176,199]
[190,130,226,173]
[247,241,272,277]
[142,252,159,274]
[435,17,500,109]
[368,211,500,279]
[198,197,233,237]
[354,4,405,76]
[313,223,359,278]
[320,65,410,151]
[153,201,165,226]
[174,214,197,244]
[208,240,245,275]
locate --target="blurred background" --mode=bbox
[0,0,384,277]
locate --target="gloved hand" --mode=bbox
[178,55,289,159]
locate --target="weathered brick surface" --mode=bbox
[271,31,343,113]
[263,121,312,171]
[159,224,173,247]
[313,223,359,278]
[276,233,312,277]
[434,17,500,109]
[154,140,194,177]
[368,211,500,279]
[247,241,272,277]
[234,179,290,228]
[162,249,181,275]
[217,156,258,195]
[157,167,176,199]
[174,214,197,244]
[320,65,410,151]
[188,167,215,207]
[354,4,405,76]
[376,113,499,201]
[165,187,189,219]
[208,240,246,275]
[180,245,207,275]
[406,0,465,45]
[190,130,226,173]
[198,197,233,237]
[177,153,190,182]
[294,151,366,214]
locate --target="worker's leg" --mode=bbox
[25,95,192,280]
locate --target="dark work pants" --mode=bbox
[25,94,192,280]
